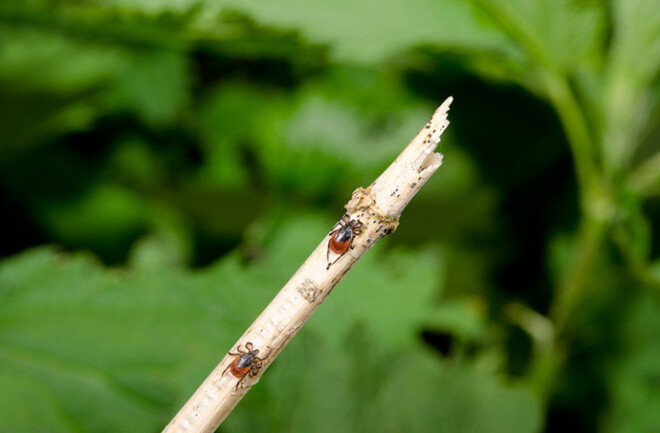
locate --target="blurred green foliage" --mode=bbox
[0,0,659,432]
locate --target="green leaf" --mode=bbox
[0,27,124,93]
[0,213,438,431]
[0,26,124,152]
[0,246,272,432]
[36,183,152,246]
[95,0,513,64]
[424,297,488,343]
[472,0,606,73]
[107,49,190,126]
[229,328,542,433]
[255,68,436,195]
[239,0,514,63]
[195,83,275,189]
[603,294,660,433]
[603,0,660,175]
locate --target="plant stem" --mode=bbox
[629,149,660,197]
[551,214,609,334]
[543,72,600,199]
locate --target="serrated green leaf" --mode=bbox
[473,0,606,73]
[0,213,456,432]
[602,0,660,175]
[94,0,513,64]
[0,246,271,432]
[228,327,542,433]
[247,0,514,63]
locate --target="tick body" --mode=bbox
[327,214,363,269]
[223,342,272,390]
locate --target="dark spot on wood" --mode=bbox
[297,279,320,303]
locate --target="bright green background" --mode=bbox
[1,0,659,432]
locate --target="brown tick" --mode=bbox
[223,342,272,390]
[327,214,363,269]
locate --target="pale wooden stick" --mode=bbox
[162,97,453,433]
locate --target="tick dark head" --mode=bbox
[335,225,354,243]
[236,352,256,369]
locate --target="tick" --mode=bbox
[223,342,272,390]
[327,214,363,269]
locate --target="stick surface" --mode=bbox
[163,97,453,433]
